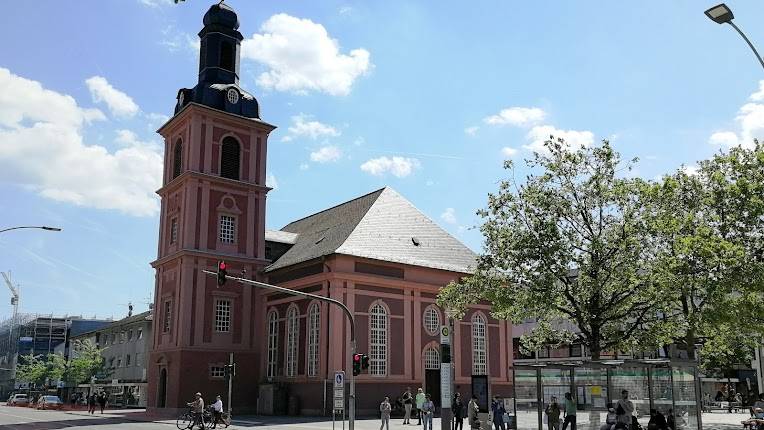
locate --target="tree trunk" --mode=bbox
[685,330,696,360]
[590,325,601,360]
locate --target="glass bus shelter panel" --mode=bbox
[514,369,541,430]
[574,368,609,430]
[672,366,700,430]
[540,368,572,404]
[609,367,650,419]
[651,368,673,417]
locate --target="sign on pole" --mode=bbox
[440,363,452,406]
[334,371,345,411]
[440,325,450,345]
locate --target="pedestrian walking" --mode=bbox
[615,390,634,430]
[379,396,392,430]
[545,396,562,430]
[562,392,576,430]
[98,391,107,414]
[416,388,426,425]
[491,396,507,430]
[422,394,436,430]
[453,393,465,430]
[468,395,480,429]
[88,393,96,414]
[402,387,414,425]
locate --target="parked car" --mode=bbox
[36,396,63,410]
[8,394,29,406]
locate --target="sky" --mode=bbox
[1,0,764,321]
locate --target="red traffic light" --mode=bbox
[353,354,361,362]
[219,262,227,270]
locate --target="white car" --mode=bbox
[8,394,29,406]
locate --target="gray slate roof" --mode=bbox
[265,187,477,274]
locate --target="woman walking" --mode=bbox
[453,393,464,430]
[380,396,392,430]
[421,394,436,430]
[416,388,426,425]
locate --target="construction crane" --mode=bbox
[1,272,20,363]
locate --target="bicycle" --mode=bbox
[176,407,206,430]
[205,406,231,429]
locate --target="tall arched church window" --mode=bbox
[369,303,388,376]
[220,41,234,72]
[424,347,440,370]
[471,313,487,375]
[307,303,320,377]
[173,140,182,179]
[266,310,278,379]
[220,136,240,180]
[285,305,298,377]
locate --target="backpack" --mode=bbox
[616,403,625,415]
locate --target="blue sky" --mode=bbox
[1,0,764,320]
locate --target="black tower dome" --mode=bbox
[174,1,259,119]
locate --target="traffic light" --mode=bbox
[361,354,370,371]
[217,261,227,286]
[224,364,230,378]
[352,353,362,376]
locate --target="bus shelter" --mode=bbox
[509,360,702,430]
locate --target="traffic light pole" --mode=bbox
[202,269,357,430]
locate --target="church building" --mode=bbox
[148,2,514,415]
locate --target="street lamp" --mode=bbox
[704,3,764,70]
[0,226,62,234]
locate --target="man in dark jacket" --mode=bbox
[453,393,465,430]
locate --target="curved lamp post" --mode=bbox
[0,226,62,234]
[705,3,764,70]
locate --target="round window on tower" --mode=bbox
[226,88,239,104]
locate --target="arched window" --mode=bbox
[172,139,183,179]
[220,137,240,180]
[423,305,441,336]
[424,347,440,370]
[369,303,388,376]
[285,305,298,377]
[471,313,487,375]
[220,41,234,72]
[266,310,278,379]
[307,303,320,377]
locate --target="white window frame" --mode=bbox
[369,302,388,377]
[423,305,441,336]
[210,366,225,379]
[285,305,298,377]
[126,354,131,367]
[267,310,278,379]
[214,299,232,333]
[471,313,487,375]
[219,215,236,244]
[307,303,320,378]
[424,347,440,370]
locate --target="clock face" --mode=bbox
[226,88,239,104]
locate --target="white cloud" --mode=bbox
[709,131,739,148]
[464,126,479,136]
[708,80,764,149]
[85,76,139,118]
[523,125,594,154]
[441,208,457,225]
[299,163,310,170]
[484,107,546,127]
[353,136,365,146]
[266,173,278,189]
[241,13,372,96]
[339,6,353,15]
[0,68,162,216]
[501,147,518,157]
[360,156,420,178]
[139,0,172,7]
[310,145,342,163]
[283,114,340,142]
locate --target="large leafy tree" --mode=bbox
[439,138,667,359]
[15,340,107,388]
[64,339,107,385]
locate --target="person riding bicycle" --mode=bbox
[186,392,205,429]
[211,395,225,428]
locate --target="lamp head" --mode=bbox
[705,3,734,24]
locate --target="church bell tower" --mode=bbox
[148,1,275,413]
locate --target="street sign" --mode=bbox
[440,363,452,407]
[440,325,450,344]
[333,371,345,411]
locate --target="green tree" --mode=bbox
[64,339,107,385]
[438,138,667,359]
[15,354,46,387]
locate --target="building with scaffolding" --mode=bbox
[0,314,111,397]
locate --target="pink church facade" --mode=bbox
[147,2,514,416]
